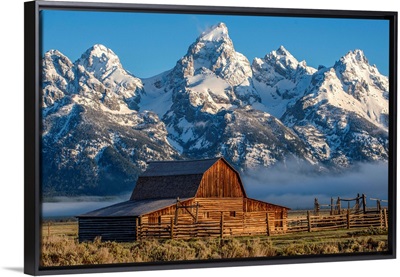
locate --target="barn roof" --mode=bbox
[130,174,204,200]
[77,198,190,217]
[141,158,220,176]
[247,197,291,210]
[130,157,235,200]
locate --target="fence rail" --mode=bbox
[136,209,388,240]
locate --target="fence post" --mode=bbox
[307,210,312,232]
[356,193,360,214]
[383,209,388,228]
[337,197,341,214]
[362,194,367,214]
[346,209,350,229]
[174,198,179,225]
[330,197,334,215]
[266,213,270,236]
[220,212,224,238]
[314,198,320,216]
[170,217,174,239]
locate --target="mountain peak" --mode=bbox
[175,22,250,83]
[83,44,119,60]
[276,45,290,56]
[77,44,123,79]
[340,49,369,65]
[45,49,65,57]
[271,45,297,61]
[264,46,300,72]
[199,22,229,42]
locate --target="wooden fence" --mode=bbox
[285,209,388,233]
[136,209,388,240]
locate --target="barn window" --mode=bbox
[204,212,210,218]
[230,211,236,217]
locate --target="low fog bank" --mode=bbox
[242,161,389,210]
[42,193,131,218]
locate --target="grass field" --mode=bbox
[40,220,388,266]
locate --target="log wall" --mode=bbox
[143,197,288,226]
[142,199,195,224]
[78,217,136,242]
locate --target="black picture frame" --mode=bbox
[24,0,397,275]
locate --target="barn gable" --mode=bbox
[196,158,246,198]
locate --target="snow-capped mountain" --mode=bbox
[75,44,144,110]
[282,50,388,167]
[334,49,389,128]
[41,22,389,197]
[142,22,259,116]
[41,46,179,197]
[43,44,144,111]
[142,23,269,167]
[252,46,316,117]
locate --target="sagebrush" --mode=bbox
[41,229,388,266]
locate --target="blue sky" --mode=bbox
[41,10,390,78]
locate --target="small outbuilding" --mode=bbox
[78,157,289,242]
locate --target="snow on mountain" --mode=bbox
[76,44,144,109]
[219,108,317,170]
[139,71,174,118]
[146,22,266,163]
[140,23,265,118]
[154,22,259,116]
[185,22,253,87]
[76,44,122,81]
[252,46,316,117]
[334,49,389,128]
[43,44,144,112]
[282,50,389,167]
[42,50,75,107]
[42,93,180,197]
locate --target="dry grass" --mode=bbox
[40,221,388,267]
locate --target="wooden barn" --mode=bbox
[77,157,289,242]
